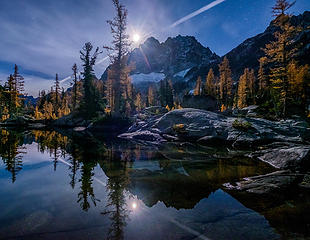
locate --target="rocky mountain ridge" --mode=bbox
[100,11,310,92]
[100,35,219,81]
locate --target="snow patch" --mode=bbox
[188,90,194,95]
[131,72,166,84]
[173,68,191,78]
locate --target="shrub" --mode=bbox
[232,119,253,131]
[172,124,186,134]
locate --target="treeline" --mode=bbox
[192,0,310,117]
[0,0,309,122]
[0,65,25,121]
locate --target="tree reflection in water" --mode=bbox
[101,147,133,240]
[0,129,25,182]
[33,130,69,171]
[1,129,308,239]
[77,161,99,211]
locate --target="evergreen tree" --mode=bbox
[204,68,215,96]
[258,57,268,93]
[54,73,61,109]
[147,86,155,107]
[237,68,256,108]
[80,42,103,119]
[3,65,25,116]
[287,61,310,113]
[219,57,233,107]
[272,0,296,17]
[237,70,248,109]
[159,79,174,108]
[105,0,132,115]
[194,76,202,96]
[166,80,174,109]
[4,75,18,114]
[71,63,79,110]
[105,72,115,111]
[248,69,256,103]
[159,80,166,107]
[134,92,142,112]
[263,0,298,116]
[12,65,24,94]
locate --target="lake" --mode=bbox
[0,129,309,240]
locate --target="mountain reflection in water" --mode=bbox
[0,129,309,240]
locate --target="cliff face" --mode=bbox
[101,35,219,81]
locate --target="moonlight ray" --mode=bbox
[169,0,226,28]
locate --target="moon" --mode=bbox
[133,33,141,43]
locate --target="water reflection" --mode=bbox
[0,129,25,182]
[0,129,309,240]
[102,161,131,240]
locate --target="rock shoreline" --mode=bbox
[119,108,310,194]
[119,108,310,147]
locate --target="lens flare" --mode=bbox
[133,34,141,43]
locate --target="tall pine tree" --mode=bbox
[105,0,132,116]
[204,68,215,96]
[194,76,202,96]
[80,42,103,119]
[219,57,233,107]
[263,0,298,116]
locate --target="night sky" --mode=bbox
[0,0,309,96]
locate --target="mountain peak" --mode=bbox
[126,35,219,76]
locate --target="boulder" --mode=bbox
[119,130,165,143]
[52,114,85,127]
[2,115,36,126]
[73,127,87,132]
[249,143,310,170]
[232,105,259,117]
[154,108,227,138]
[223,170,303,194]
[119,108,310,147]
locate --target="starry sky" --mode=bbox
[0,0,309,96]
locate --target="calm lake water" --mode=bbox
[0,129,309,240]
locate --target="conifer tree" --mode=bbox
[204,68,215,96]
[3,65,25,115]
[248,69,256,103]
[105,0,132,115]
[147,86,155,107]
[272,0,296,17]
[258,57,268,93]
[237,69,249,108]
[194,76,202,96]
[263,0,298,116]
[287,61,310,112]
[219,57,233,107]
[71,63,79,110]
[12,65,24,94]
[159,80,166,107]
[80,42,103,119]
[159,79,174,108]
[165,80,174,108]
[105,72,115,111]
[4,75,16,114]
[237,68,256,108]
[134,92,142,112]
[54,73,61,109]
